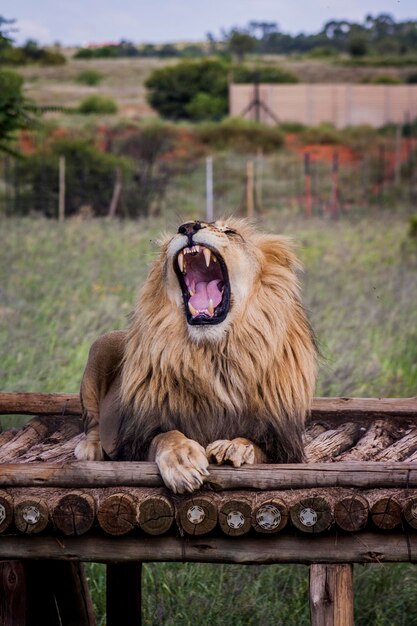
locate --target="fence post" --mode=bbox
[108,167,122,218]
[255,149,263,212]
[330,151,340,217]
[58,156,65,222]
[246,159,254,218]
[206,156,214,222]
[309,564,354,626]
[107,562,142,626]
[304,152,312,218]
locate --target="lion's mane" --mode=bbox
[115,219,317,463]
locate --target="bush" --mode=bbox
[348,36,368,58]
[78,95,118,114]
[367,74,403,85]
[145,59,228,121]
[300,123,342,145]
[409,214,417,239]
[196,118,284,153]
[406,72,417,84]
[232,65,299,83]
[76,69,103,86]
[11,138,130,217]
[185,93,226,121]
[0,69,34,151]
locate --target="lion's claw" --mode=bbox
[74,437,104,461]
[206,438,256,467]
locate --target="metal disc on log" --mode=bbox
[370,497,402,530]
[403,497,417,530]
[290,496,333,533]
[97,493,137,536]
[218,499,252,536]
[252,498,288,534]
[52,491,96,536]
[334,495,369,532]
[138,495,174,535]
[178,496,218,535]
[14,497,49,534]
[0,491,13,534]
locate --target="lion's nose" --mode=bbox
[178,222,204,246]
[177,222,203,237]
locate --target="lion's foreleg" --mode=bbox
[74,411,104,461]
[149,430,209,494]
[206,437,266,467]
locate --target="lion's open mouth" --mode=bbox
[174,244,231,325]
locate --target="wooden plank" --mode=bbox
[1,393,416,418]
[2,461,417,489]
[310,564,354,626]
[0,533,416,564]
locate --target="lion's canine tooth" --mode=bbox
[188,301,198,317]
[203,248,211,267]
[195,245,200,252]
[208,299,214,316]
[178,251,184,273]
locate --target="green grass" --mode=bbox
[1,211,417,623]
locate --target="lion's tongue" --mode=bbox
[189,280,222,311]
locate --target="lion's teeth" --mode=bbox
[178,251,184,273]
[203,248,211,267]
[208,299,214,316]
[195,245,200,252]
[188,301,198,317]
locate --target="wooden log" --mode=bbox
[1,393,416,420]
[4,461,417,490]
[305,422,363,462]
[14,496,49,534]
[338,419,401,461]
[52,491,96,536]
[0,491,14,533]
[0,392,81,415]
[97,492,137,536]
[138,494,174,535]
[107,563,141,626]
[403,497,417,529]
[374,428,417,461]
[0,417,50,463]
[309,564,354,626]
[177,495,218,536]
[252,498,288,534]
[370,496,402,530]
[218,498,252,536]
[334,494,369,532]
[0,561,26,626]
[0,429,19,446]
[290,496,333,533]
[1,533,417,564]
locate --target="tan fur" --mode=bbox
[76,219,317,494]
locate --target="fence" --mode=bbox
[1,141,417,221]
[1,393,417,625]
[230,84,417,129]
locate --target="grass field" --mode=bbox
[1,209,417,624]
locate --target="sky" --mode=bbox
[7,0,417,47]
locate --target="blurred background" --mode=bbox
[1,2,417,624]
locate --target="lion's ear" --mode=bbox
[255,235,301,272]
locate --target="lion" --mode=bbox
[75,219,317,493]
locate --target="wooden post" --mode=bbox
[108,167,122,218]
[97,492,137,535]
[107,563,141,626]
[246,160,254,218]
[290,496,333,533]
[304,152,312,217]
[59,155,65,222]
[255,149,263,212]
[178,495,218,535]
[0,561,26,626]
[309,564,354,626]
[394,124,402,185]
[52,491,96,536]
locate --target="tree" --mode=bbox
[0,68,33,153]
[227,29,256,61]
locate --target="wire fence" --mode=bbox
[1,145,417,221]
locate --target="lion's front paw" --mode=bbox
[74,437,104,461]
[206,438,256,467]
[156,438,209,495]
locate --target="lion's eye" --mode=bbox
[223,228,237,236]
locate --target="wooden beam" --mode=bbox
[1,393,416,419]
[0,533,416,564]
[2,461,417,489]
[310,564,354,626]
